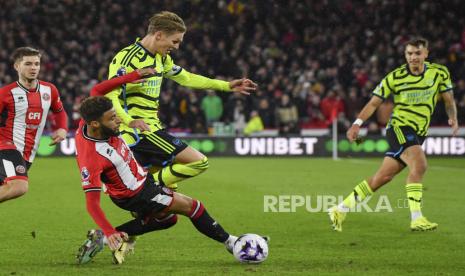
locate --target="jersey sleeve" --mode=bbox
[77,147,117,236]
[163,55,231,91]
[107,52,136,126]
[90,71,141,96]
[438,65,453,93]
[50,84,65,113]
[49,84,68,130]
[372,73,394,100]
[0,88,6,112]
[77,154,104,193]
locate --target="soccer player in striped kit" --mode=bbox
[329,38,459,232]
[75,70,261,264]
[104,11,257,191]
[0,47,68,203]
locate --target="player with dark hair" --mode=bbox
[329,37,458,232]
[100,11,257,191]
[0,47,68,203]
[75,71,265,264]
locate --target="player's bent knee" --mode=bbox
[190,157,209,175]
[167,192,194,215]
[197,157,209,172]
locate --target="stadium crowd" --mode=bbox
[1,0,464,135]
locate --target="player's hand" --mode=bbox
[346,125,361,143]
[448,118,459,136]
[132,67,157,83]
[129,119,151,132]
[229,78,258,95]
[107,232,129,251]
[49,128,67,146]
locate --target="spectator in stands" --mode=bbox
[320,89,345,123]
[1,0,464,133]
[186,105,207,134]
[276,94,299,135]
[244,110,264,136]
[201,91,223,127]
[256,98,275,128]
[457,94,465,123]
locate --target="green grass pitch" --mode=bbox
[0,157,464,275]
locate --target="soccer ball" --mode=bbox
[233,234,268,264]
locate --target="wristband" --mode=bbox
[353,118,363,126]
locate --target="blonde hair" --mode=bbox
[147,11,186,35]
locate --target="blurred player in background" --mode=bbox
[329,37,458,232]
[0,47,68,203]
[74,70,257,264]
[101,11,257,191]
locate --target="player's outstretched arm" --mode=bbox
[90,68,156,97]
[168,69,258,95]
[85,191,127,249]
[85,191,115,233]
[442,91,459,136]
[91,68,154,131]
[346,96,383,142]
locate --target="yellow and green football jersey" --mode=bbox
[372,62,453,136]
[107,39,231,144]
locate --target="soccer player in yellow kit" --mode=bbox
[105,11,257,190]
[329,38,458,232]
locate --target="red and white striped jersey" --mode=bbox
[0,81,64,162]
[75,121,147,199]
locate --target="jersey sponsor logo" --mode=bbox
[26,107,43,125]
[28,112,41,120]
[17,96,25,103]
[42,93,50,101]
[15,165,26,174]
[401,89,434,104]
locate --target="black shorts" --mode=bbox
[110,174,174,219]
[0,149,31,184]
[131,130,188,167]
[385,126,426,165]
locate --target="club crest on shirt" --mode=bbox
[15,165,26,174]
[120,146,126,158]
[42,93,50,101]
